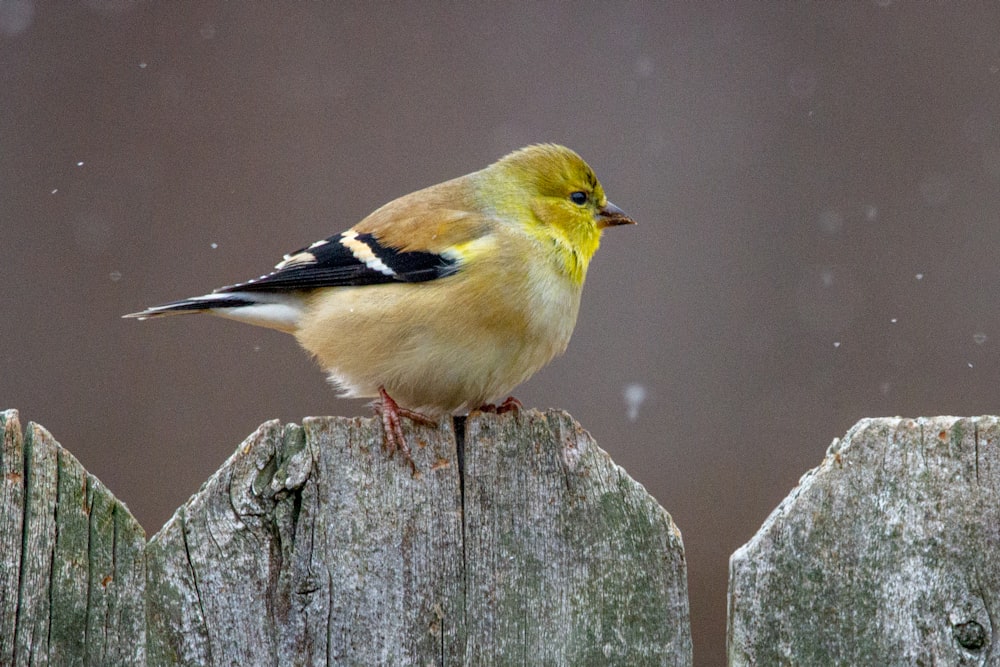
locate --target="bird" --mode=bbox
[125,143,635,469]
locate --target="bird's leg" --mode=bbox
[373,386,437,473]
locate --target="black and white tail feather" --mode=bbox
[123,230,459,331]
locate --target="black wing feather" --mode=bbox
[217,232,458,293]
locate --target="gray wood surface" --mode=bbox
[145,409,692,665]
[0,409,147,667]
[728,416,1000,665]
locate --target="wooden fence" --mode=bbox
[2,408,997,665]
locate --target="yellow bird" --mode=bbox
[126,144,635,467]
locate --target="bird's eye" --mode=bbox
[569,191,588,205]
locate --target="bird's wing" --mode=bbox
[209,167,500,294]
[217,230,452,293]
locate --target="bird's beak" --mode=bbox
[596,201,636,229]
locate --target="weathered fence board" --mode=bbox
[728,416,1000,665]
[0,409,147,667]
[461,412,691,663]
[144,416,468,665]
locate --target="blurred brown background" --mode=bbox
[4,2,1000,664]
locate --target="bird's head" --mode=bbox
[481,144,635,283]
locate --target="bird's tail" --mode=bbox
[123,291,303,332]
[123,293,256,319]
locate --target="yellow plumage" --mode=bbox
[126,144,634,417]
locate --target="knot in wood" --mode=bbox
[953,620,987,651]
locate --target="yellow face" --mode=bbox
[485,144,634,284]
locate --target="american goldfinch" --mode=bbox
[126,144,634,467]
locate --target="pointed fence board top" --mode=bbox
[0,409,147,667]
[729,416,1000,665]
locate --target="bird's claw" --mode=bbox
[475,396,523,415]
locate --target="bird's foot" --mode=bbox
[475,396,523,415]
[373,386,437,474]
